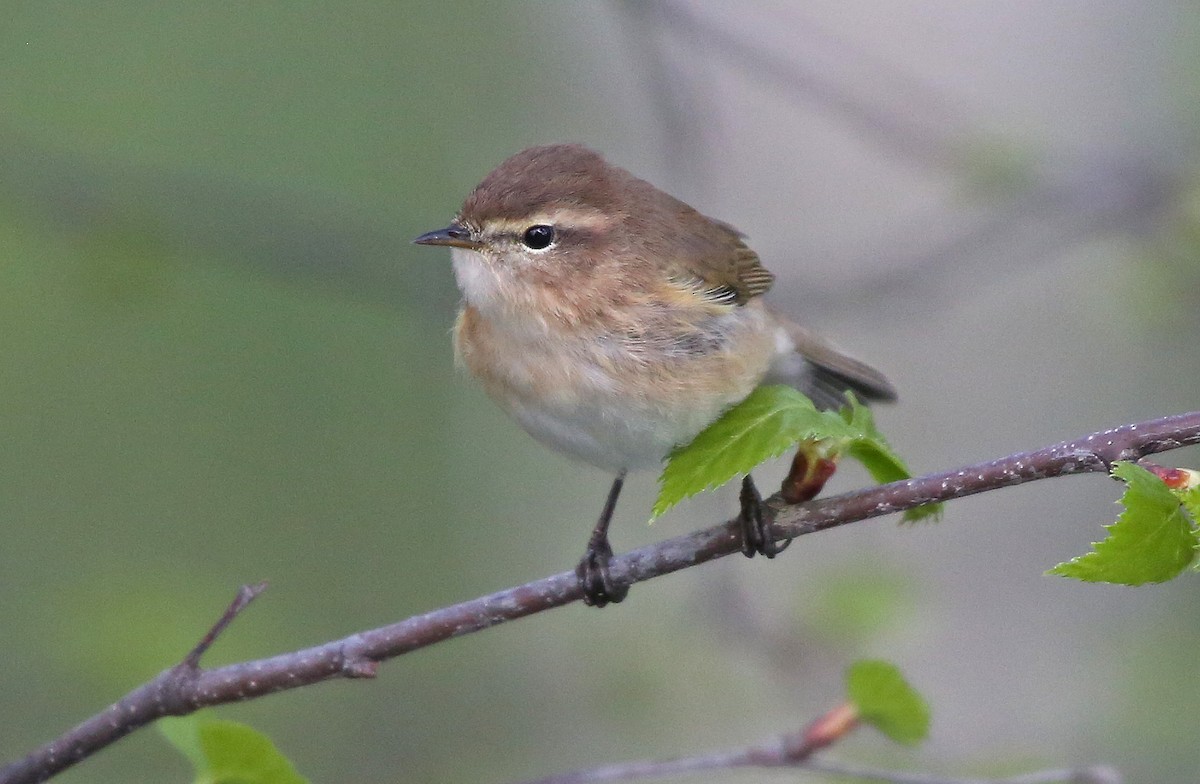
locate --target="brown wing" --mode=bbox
[592,154,775,303]
[673,215,774,305]
[624,166,772,303]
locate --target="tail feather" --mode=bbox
[766,320,897,411]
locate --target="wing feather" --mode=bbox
[662,212,774,305]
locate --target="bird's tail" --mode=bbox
[766,319,897,411]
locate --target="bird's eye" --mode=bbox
[521,225,555,250]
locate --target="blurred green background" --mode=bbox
[2,2,1198,783]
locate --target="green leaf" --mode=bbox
[1048,461,1200,585]
[1180,486,1200,530]
[160,715,208,774]
[1175,486,1200,572]
[840,396,942,523]
[845,659,930,746]
[653,386,855,518]
[653,386,939,521]
[160,714,309,784]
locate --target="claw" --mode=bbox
[576,535,628,607]
[739,475,791,558]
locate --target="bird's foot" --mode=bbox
[576,532,628,607]
[739,474,791,558]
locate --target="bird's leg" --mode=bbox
[739,474,791,558]
[576,470,629,607]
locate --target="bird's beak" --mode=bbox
[412,223,482,250]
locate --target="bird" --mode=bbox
[414,144,895,607]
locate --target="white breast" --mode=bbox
[450,248,779,472]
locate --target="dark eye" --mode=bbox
[521,225,555,250]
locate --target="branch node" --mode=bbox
[789,702,858,761]
[182,581,269,669]
[341,657,379,679]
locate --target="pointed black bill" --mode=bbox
[412,223,481,250]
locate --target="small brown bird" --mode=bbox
[415,144,894,606]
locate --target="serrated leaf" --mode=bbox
[654,387,936,522]
[845,659,930,746]
[653,386,857,517]
[1176,486,1200,571]
[1048,461,1200,585]
[1180,486,1200,529]
[160,715,309,784]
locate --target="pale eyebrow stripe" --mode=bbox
[489,208,616,233]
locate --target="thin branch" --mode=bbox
[3,412,1198,784]
[802,759,1121,784]
[511,697,859,784]
[513,744,1118,784]
[182,581,268,668]
[509,698,1119,784]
